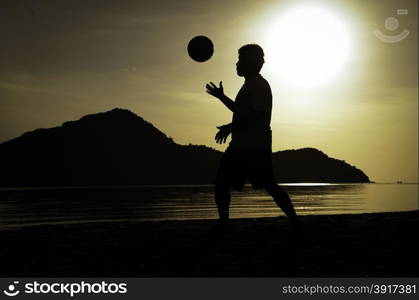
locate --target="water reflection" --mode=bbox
[0,183,417,229]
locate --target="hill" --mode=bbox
[0,108,370,187]
[273,148,369,183]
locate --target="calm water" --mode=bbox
[0,183,417,229]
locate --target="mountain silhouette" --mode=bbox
[0,108,370,187]
[273,148,369,183]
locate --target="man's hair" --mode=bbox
[238,44,265,72]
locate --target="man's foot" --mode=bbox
[209,221,232,237]
[290,218,303,233]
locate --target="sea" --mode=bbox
[0,183,417,229]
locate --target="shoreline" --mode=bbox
[1,210,418,277]
[3,181,419,191]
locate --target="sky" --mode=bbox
[0,0,417,183]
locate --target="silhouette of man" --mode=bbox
[206,44,300,229]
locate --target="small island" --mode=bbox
[0,108,370,187]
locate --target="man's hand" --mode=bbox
[215,123,232,144]
[205,81,236,112]
[206,81,224,99]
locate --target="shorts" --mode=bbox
[214,146,277,191]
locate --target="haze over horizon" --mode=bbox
[1,0,417,183]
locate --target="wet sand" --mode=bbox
[1,210,418,277]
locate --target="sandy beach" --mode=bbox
[1,210,418,277]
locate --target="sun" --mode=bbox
[264,5,353,89]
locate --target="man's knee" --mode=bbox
[215,184,229,194]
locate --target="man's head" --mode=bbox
[236,44,265,77]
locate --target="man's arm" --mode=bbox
[206,81,236,112]
[214,110,265,144]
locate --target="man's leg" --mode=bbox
[265,184,299,222]
[214,184,231,222]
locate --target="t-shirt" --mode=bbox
[230,74,272,149]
